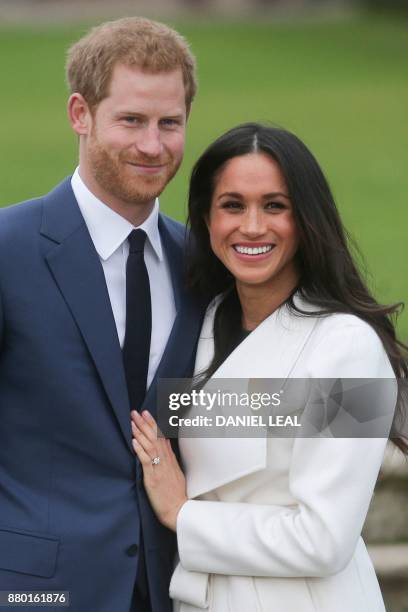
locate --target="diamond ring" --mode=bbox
[151,456,160,466]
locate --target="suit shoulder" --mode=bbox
[0,196,44,240]
[159,213,186,241]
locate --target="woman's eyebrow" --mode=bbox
[217,191,290,200]
[262,192,290,200]
[217,191,243,200]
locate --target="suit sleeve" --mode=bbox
[176,323,396,578]
[0,271,4,351]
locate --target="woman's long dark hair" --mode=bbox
[186,123,407,454]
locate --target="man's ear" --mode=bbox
[67,93,93,136]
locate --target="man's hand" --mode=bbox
[131,410,188,532]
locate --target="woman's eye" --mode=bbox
[221,201,243,210]
[265,201,286,211]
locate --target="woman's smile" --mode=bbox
[232,242,275,260]
[208,152,299,292]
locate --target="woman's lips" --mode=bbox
[232,243,275,261]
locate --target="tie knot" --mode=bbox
[128,229,147,254]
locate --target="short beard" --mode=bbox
[88,136,181,207]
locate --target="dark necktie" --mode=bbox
[123,229,152,413]
[124,231,152,607]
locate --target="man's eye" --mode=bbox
[123,116,139,124]
[161,119,181,128]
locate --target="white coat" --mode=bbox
[170,296,396,612]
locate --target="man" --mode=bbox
[0,17,205,612]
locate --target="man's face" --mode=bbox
[84,63,187,211]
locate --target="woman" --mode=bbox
[131,124,407,612]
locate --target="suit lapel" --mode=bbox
[143,216,206,418]
[41,179,133,451]
[41,183,206,451]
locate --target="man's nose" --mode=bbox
[136,125,163,158]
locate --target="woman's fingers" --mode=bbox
[141,411,168,451]
[131,410,156,440]
[131,410,168,461]
[130,411,187,532]
[141,410,156,425]
[132,438,153,471]
[132,423,156,457]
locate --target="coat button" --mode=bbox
[126,544,139,557]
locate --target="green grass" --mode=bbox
[0,15,407,339]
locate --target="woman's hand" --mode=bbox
[131,410,188,532]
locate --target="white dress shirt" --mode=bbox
[71,168,176,389]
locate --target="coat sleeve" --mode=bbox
[176,322,396,578]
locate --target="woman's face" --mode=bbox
[207,152,299,292]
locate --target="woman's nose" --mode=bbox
[240,210,266,237]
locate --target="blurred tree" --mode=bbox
[361,0,408,10]
[253,0,352,8]
[181,0,212,7]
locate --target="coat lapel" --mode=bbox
[181,298,319,498]
[40,178,133,451]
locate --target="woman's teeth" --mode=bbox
[234,245,273,255]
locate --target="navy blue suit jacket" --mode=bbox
[0,178,206,612]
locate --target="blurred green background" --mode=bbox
[0,15,407,339]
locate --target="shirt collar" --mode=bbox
[71,167,163,262]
